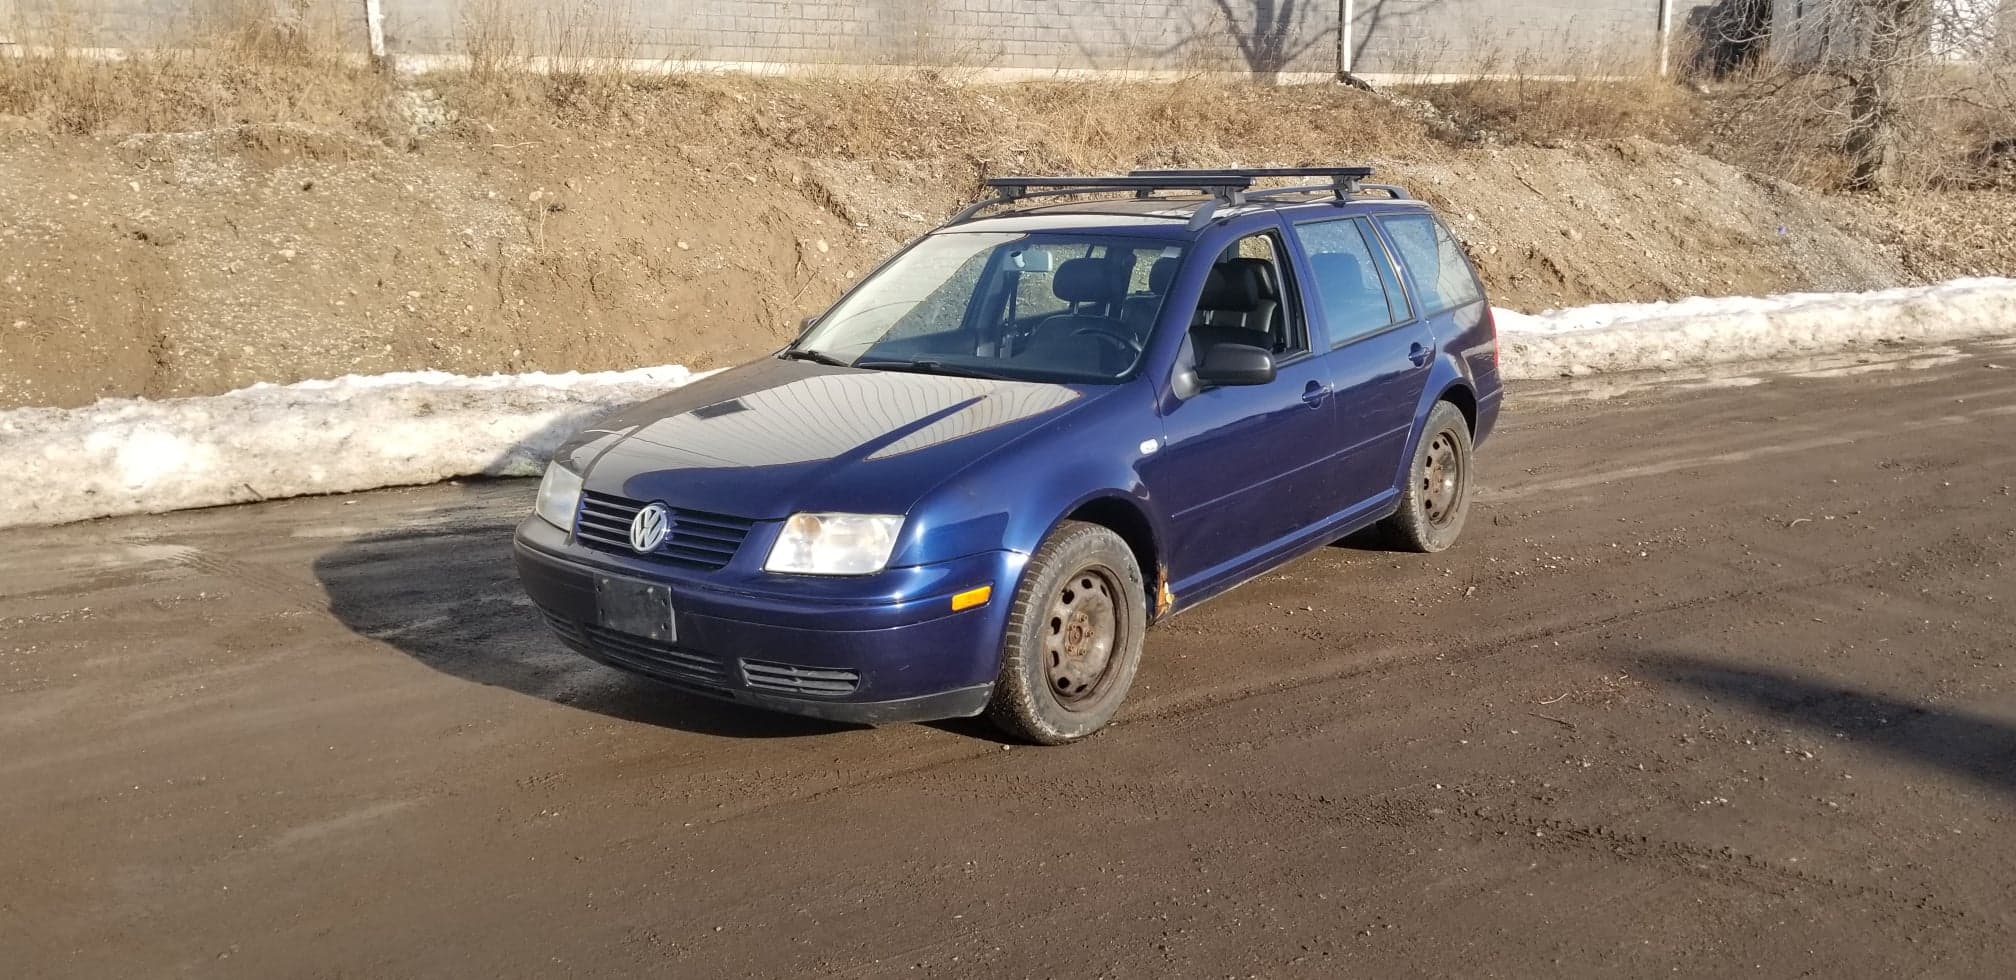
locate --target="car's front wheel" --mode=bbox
[985,521,1147,745]
[1379,400,1474,553]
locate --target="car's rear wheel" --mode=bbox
[1379,401,1474,553]
[985,521,1146,745]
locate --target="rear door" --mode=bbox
[1290,215,1435,510]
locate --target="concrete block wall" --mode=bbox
[6,0,1677,79]
[1350,0,1668,75]
[379,1,1340,76]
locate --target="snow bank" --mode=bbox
[5,277,2015,530]
[0,366,703,530]
[1496,277,2016,379]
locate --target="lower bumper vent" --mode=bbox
[740,659,862,697]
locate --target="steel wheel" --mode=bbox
[986,521,1148,745]
[1375,401,1474,554]
[1042,566,1121,708]
[1420,430,1464,528]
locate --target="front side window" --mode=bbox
[793,233,1184,384]
[1291,217,1405,345]
[1378,214,1485,316]
[1184,231,1309,360]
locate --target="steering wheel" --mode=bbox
[1072,320,1144,357]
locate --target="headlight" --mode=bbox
[764,513,904,575]
[533,461,585,531]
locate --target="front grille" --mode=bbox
[580,625,731,689]
[574,490,756,570]
[741,659,861,697]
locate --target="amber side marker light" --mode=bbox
[950,585,992,611]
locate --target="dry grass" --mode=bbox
[1387,35,1710,148]
[989,76,1436,170]
[419,69,1439,188]
[2,1,2009,201]
[447,0,654,119]
[0,0,390,136]
[1398,75,1707,146]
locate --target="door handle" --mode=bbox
[1408,342,1433,367]
[1301,380,1329,408]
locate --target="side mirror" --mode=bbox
[1194,343,1276,387]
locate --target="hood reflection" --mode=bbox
[618,371,1083,469]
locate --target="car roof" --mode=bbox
[938,194,1433,240]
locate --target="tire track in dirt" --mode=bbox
[170,546,332,614]
[1482,393,2016,501]
[645,516,1987,845]
[1118,528,1973,734]
[957,775,1998,938]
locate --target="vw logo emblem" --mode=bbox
[628,502,671,555]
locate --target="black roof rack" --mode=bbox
[949,174,1257,231]
[1130,166,1408,201]
[943,167,1405,232]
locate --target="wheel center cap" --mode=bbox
[1065,615,1090,654]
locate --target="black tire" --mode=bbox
[985,521,1148,745]
[1379,401,1474,553]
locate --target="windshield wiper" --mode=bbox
[778,348,852,367]
[853,358,1014,381]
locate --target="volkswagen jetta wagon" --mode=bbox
[515,167,1503,743]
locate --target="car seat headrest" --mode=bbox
[1052,257,1120,305]
[1198,262,1265,312]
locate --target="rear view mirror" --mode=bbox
[1007,249,1056,273]
[1194,343,1276,387]
[796,313,821,338]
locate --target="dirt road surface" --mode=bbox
[4,342,2014,977]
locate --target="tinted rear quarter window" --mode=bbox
[1379,214,1484,316]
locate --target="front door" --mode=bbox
[1141,229,1339,594]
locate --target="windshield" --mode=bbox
[791,233,1185,384]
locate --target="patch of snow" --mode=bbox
[0,365,704,530]
[1496,277,2016,379]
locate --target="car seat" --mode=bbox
[1189,260,1285,354]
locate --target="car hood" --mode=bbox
[571,358,1096,519]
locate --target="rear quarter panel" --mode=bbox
[1371,206,1502,453]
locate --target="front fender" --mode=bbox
[889,389,1163,568]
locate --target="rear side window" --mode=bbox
[1290,218,1405,345]
[1379,214,1485,316]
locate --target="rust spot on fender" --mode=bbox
[1155,566,1175,618]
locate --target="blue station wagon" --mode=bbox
[514,167,1503,743]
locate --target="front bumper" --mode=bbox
[513,516,1021,725]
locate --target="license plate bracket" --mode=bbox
[594,575,676,642]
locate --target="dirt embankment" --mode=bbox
[2,74,2011,410]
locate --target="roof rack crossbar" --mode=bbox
[1243,184,1350,201]
[1130,166,1386,201]
[984,175,1255,193]
[947,174,1255,228]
